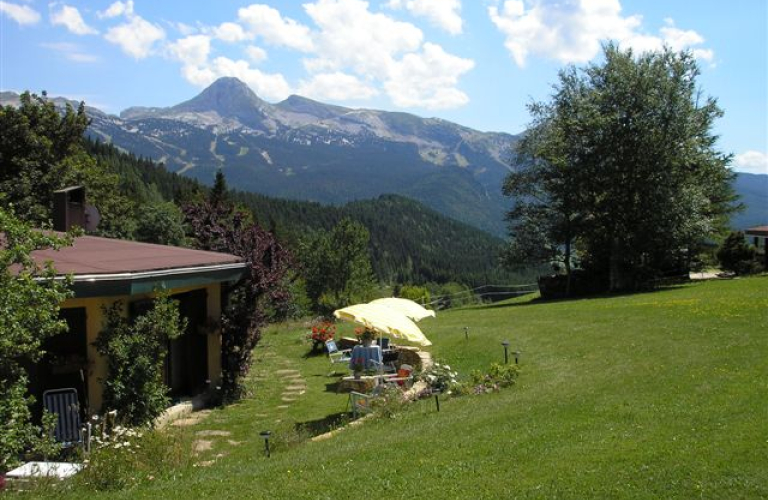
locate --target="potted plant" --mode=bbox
[308,321,336,351]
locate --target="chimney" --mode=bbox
[53,186,86,232]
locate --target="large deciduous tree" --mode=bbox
[183,188,292,400]
[0,208,73,470]
[504,44,737,292]
[299,217,376,314]
[0,91,134,237]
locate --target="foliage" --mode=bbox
[0,208,73,472]
[468,363,520,394]
[183,187,292,400]
[368,386,409,419]
[717,231,758,275]
[71,424,192,493]
[504,44,738,292]
[428,281,479,309]
[94,294,186,426]
[418,361,460,394]
[0,92,134,237]
[308,321,335,346]
[397,284,430,305]
[134,201,188,246]
[299,217,376,314]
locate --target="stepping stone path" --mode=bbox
[276,368,308,408]
[188,355,310,467]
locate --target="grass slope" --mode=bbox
[38,277,767,499]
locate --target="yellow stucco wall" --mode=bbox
[60,283,223,413]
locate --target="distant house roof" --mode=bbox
[745,226,768,238]
[31,235,246,298]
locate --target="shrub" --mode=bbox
[717,231,757,275]
[397,285,430,305]
[419,362,460,394]
[469,363,520,394]
[94,293,186,426]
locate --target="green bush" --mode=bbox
[469,363,520,394]
[397,285,430,305]
[94,294,186,426]
[717,231,757,275]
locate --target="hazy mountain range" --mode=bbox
[1,77,764,235]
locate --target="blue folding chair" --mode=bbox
[43,388,85,448]
[325,340,352,364]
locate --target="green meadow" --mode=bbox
[31,277,767,499]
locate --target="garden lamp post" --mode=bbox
[260,430,271,458]
[501,340,510,364]
[513,350,521,365]
[464,327,469,340]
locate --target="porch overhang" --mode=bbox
[65,262,247,298]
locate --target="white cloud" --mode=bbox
[659,18,713,62]
[183,57,292,101]
[169,21,196,36]
[388,0,463,35]
[104,14,165,59]
[0,1,40,25]
[385,42,474,109]
[211,22,250,43]
[168,35,211,66]
[733,151,768,175]
[298,72,379,101]
[238,4,314,52]
[489,0,714,67]
[246,45,268,63]
[41,42,99,63]
[302,0,471,109]
[98,0,132,19]
[50,4,98,35]
[304,0,423,79]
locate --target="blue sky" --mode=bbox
[1,0,766,174]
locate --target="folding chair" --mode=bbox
[325,339,352,364]
[43,388,88,449]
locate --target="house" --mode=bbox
[745,225,768,267]
[26,187,246,416]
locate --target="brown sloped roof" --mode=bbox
[32,235,243,276]
[745,226,768,238]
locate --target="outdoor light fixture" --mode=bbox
[464,327,469,340]
[259,430,272,458]
[501,340,510,364]
[513,350,521,365]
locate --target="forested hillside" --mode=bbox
[86,140,526,287]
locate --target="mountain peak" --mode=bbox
[172,77,271,120]
[276,94,351,120]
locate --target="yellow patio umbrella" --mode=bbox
[333,303,432,347]
[369,297,436,322]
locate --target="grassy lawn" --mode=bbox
[27,277,768,499]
